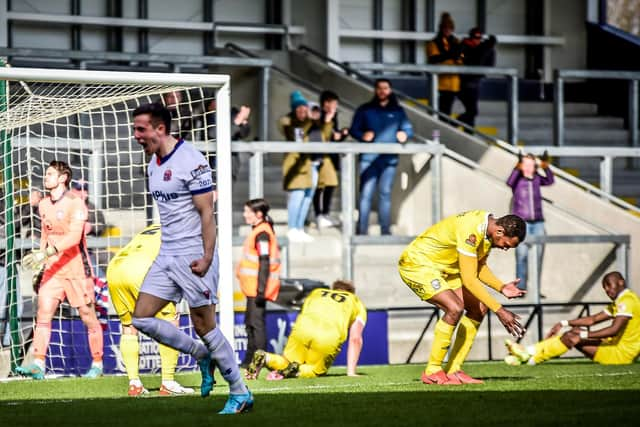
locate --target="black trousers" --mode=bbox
[243,297,266,366]
[457,83,480,129]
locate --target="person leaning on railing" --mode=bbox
[506,151,555,292]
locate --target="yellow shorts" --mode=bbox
[283,320,341,377]
[39,275,94,308]
[593,343,639,365]
[398,266,461,301]
[109,274,175,326]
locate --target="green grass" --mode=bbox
[1,361,639,426]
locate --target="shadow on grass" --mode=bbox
[1,390,639,427]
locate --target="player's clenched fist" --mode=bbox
[190,257,212,277]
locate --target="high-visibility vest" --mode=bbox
[236,222,281,301]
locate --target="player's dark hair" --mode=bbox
[245,198,274,229]
[332,280,356,294]
[48,160,72,187]
[603,271,625,285]
[496,214,527,242]
[320,90,339,105]
[132,102,172,135]
[374,78,392,88]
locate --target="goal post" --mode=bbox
[0,66,234,374]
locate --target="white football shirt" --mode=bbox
[147,139,214,255]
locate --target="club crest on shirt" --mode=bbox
[56,210,64,220]
[465,234,477,247]
[190,164,209,179]
[163,169,172,181]
[203,290,211,299]
[431,279,441,290]
[617,303,627,312]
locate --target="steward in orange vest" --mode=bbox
[236,221,281,302]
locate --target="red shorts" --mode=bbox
[39,274,94,308]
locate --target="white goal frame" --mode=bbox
[0,67,235,348]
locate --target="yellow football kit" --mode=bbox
[266,288,367,377]
[594,289,640,364]
[107,224,176,325]
[399,210,498,304]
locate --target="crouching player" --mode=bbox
[107,224,194,396]
[246,280,366,379]
[506,271,640,365]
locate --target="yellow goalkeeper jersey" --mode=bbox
[296,288,367,344]
[399,210,492,275]
[106,224,161,288]
[603,289,640,355]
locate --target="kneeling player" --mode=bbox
[245,280,366,379]
[506,271,640,365]
[108,224,194,396]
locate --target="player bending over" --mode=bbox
[108,224,194,396]
[130,103,251,414]
[399,210,527,385]
[17,161,104,380]
[505,271,640,365]
[245,280,366,380]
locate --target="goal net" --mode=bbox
[0,65,234,378]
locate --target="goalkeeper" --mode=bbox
[17,161,103,380]
[107,224,194,396]
[506,271,640,365]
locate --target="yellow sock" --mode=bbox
[159,343,179,381]
[445,316,481,374]
[532,335,569,364]
[298,364,318,378]
[120,334,140,381]
[264,353,289,371]
[425,319,456,375]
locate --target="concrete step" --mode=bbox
[476,115,625,129]
[519,128,628,141]
[474,101,598,116]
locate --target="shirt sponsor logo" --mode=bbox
[163,169,172,181]
[190,164,209,179]
[151,190,179,202]
[465,234,477,247]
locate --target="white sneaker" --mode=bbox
[287,228,302,242]
[159,380,195,396]
[317,215,333,229]
[299,230,315,242]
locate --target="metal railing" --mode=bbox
[554,69,640,149]
[396,301,609,363]
[347,61,519,145]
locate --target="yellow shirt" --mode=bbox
[296,288,367,344]
[400,210,492,275]
[604,289,640,356]
[106,224,161,287]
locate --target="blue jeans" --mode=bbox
[515,220,546,291]
[287,164,319,230]
[358,158,397,235]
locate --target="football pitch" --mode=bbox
[1,361,639,427]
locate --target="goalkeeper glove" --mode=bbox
[22,246,57,270]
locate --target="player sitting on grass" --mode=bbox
[245,280,366,380]
[107,224,195,396]
[505,271,640,366]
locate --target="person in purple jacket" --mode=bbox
[506,151,554,291]
[350,79,414,235]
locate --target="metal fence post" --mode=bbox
[629,79,639,168]
[528,242,541,305]
[616,241,629,281]
[599,155,613,196]
[249,151,264,198]
[553,70,564,146]
[260,66,270,142]
[431,147,442,223]
[508,74,518,145]
[341,152,356,281]
[429,73,438,116]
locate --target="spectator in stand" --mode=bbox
[205,99,251,182]
[349,79,414,235]
[162,90,193,141]
[313,91,348,229]
[506,151,555,291]
[426,12,463,118]
[71,179,108,278]
[279,91,334,242]
[459,27,497,130]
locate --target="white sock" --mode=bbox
[129,378,143,387]
[92,361,103,369]
[202,328,248,395]
[34,358,45,370]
